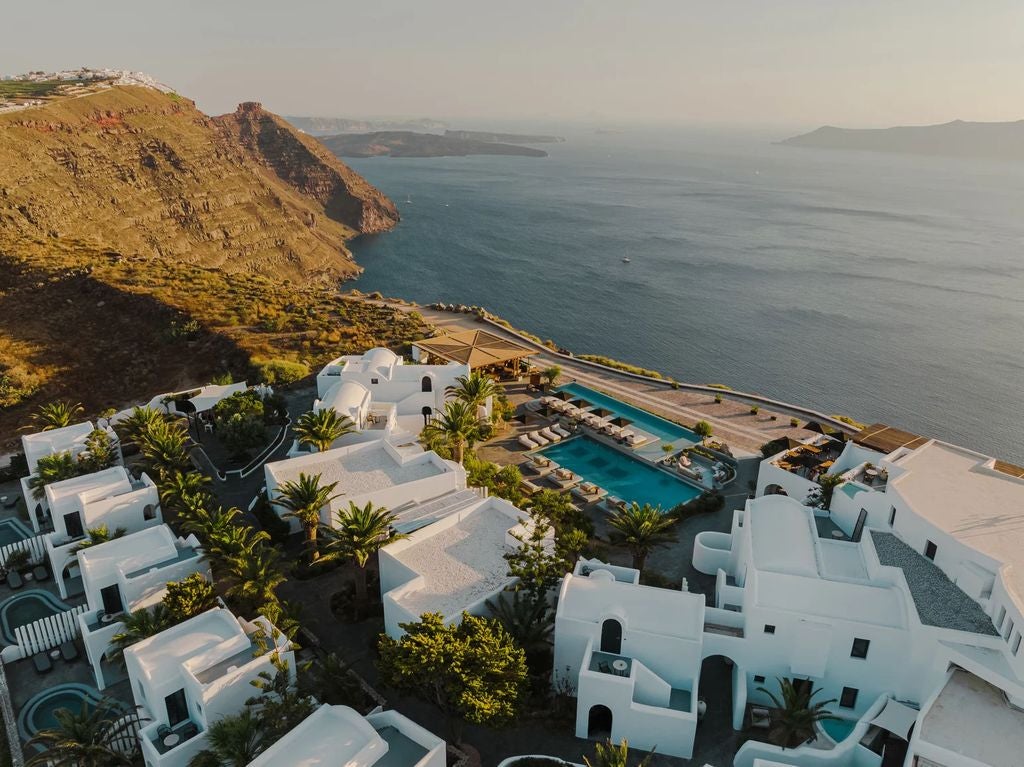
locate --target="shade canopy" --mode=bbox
[869,698,919,741]
[413,329,539,369]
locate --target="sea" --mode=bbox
[346,127,1024,463]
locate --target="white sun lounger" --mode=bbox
[519,434,539,450]
[552,469,581,489]
[528,431,550,446]
[539,427,561,442]
[551,423,571,439]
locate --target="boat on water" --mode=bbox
[622,256,631,263]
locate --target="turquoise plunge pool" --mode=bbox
[556,383,700,445]
[19,684,108,743]
[539,436,702,510]
[0,518,31,548]
[819,717,857,743]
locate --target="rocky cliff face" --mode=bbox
[0,86,398,282]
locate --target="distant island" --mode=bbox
[285,115,446,136]
[780,119,1024,161]
[319,131,549,158]
[443,129,564,144]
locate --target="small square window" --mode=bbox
[1004,619,1015,642]
[1013,634,1022,656]
[851,638,870,659]
[764,624,776,634]
[924,540,937,560]
[753,675,766,683]
[370,378,379,385]
[840,687,858,708]
[889,506,896,526]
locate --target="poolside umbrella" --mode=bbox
[591,407,613,418]
[611,416,632,427]
[554,391,574,401]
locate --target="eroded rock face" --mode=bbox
[0,87,398,282]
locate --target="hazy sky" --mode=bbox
[6,1,1024,128]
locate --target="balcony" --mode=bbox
[149,720,201,755]
[589,650,632,677]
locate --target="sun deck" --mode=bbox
[269,443,445,496]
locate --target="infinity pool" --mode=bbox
[556,383,700,445]
[539,436,702,510]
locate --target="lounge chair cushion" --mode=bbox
[60,641,79,661]
[32,652,52,673]
[6,571,23,590]
[32,565,49,581]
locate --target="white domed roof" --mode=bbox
[319,381,371,419]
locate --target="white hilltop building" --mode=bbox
[37,466,162,599]
[264,438,469,535]
[76,524,207,690]
[313,347,487,444]
[247,703,446,767]
[379,495,541,638]
[20,420,122,529]
[553,558,706,759]
[124,607,293,767]
[679,422,1024,767]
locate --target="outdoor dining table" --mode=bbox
[163,733,180,748]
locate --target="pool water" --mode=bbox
[0,519,31,548]
[539,436,702,510]
[0,590,71,644]
[18,684,107,742]
[557,383,700,445]
[820,717,857,742]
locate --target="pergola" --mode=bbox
[413,329,539,373]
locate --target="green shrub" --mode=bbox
[750,405,760,415]
[577,354,664,379]
[714,393,723,404]
[671,489,725,520]
[252,358,309,385]
[790,417,800,427]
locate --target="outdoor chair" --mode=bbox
[181,722,199,739]
[60,640,79,661]
[599,661,612,674]
[32,565,49,581]
[156,725,171,740]
[6,570,23,590]
[32,652,52,674]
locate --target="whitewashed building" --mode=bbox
[124,607,294,767]
[247,703,446,767]
[76,524,207,690]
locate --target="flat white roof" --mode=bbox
[559,571,704,639]
[390,498,525,618]
[755,570,907,628]
[78,525,176,583]
[248,704,386,767]
[920,669,1024,767]
[22,420,93,453]
[125,608,242,688]
[267,442,445,499]
[747,496,819,577]
[45,466,131,505]
[891,441,1024,602]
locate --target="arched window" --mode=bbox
[421,376,433,393]
[421,406,433,426]
[600,618,623,654]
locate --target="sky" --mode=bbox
[6,0,1024,129]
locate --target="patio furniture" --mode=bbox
[750,707,771,729]
[163,733,180,748]
[1,496,16,509]
[32,565,49,581]
[6,570,23,590]
[539,427,561,443]
[32,652,52,674]
[598,661,612,674]
[181,722,199,739]
[60,640,79,661]
[518,434,539,450]
[552,469,580,489]
[612,658,628,673]
[528,431,550,446]
[520,478,543,496]
[551,423,572,439]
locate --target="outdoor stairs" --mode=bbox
[391,489,481,534]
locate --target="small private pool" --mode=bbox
[0,518,32,548]
[819,716,858,744]
[557,382,701,446]
[539,436,702,510]
[18,684,106,743]
[1,590,71,644]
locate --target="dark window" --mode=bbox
[1013,634,1022,656]
[421,376,433,393]
[924,540,937,560]
[840,687,858,708]
[851,638,870,659]
[64,511,84,539]
[753,675,766,683]
[889,506,897,526]
[764,624,776,634]
[100,584,124,616]
[143,504,156,521]
[600,619,623,654]
[370,378,379,385]
[165,688,189,726]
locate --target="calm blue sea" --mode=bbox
[346,128,1024,463]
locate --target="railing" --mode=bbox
[14,604,88,657]
[0,534,47,568]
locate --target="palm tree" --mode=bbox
[541,365,562,390]
[271,472,340,562]
[584,739,654,767]
[137,418,192,478]
[205,524,271,573]
[29,451,81,499]
[757,677,838,748]
[189,709,266,767]
[420,399,481,464]
[71,525,128,553]
[446,371,498,411]
[485,589,553,658]
[224,546,286,611]
[320,501,406,606]
[30,400,84,432]
[607,502,678,570]
[158,470,214,521]
[114,406,166,447]
[293,408,356,453]
[26,698,136,767]
[78,428,119,473]
[110,605,174,658]
[181,504,241,541]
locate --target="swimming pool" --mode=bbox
[0,590,71,644]
[819,717,857,743]
[0,518,32,548]
[539,436,702,510]
[556,383,700,445]
[18,684,107,742]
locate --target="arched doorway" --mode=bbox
[600,618,622,654]
[421,406,433,426]
[587,705,613,739]
[421,376,432,393]
[764,484,788,496]
[695,653,746,747]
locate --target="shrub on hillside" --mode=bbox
[252,358,309,385]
